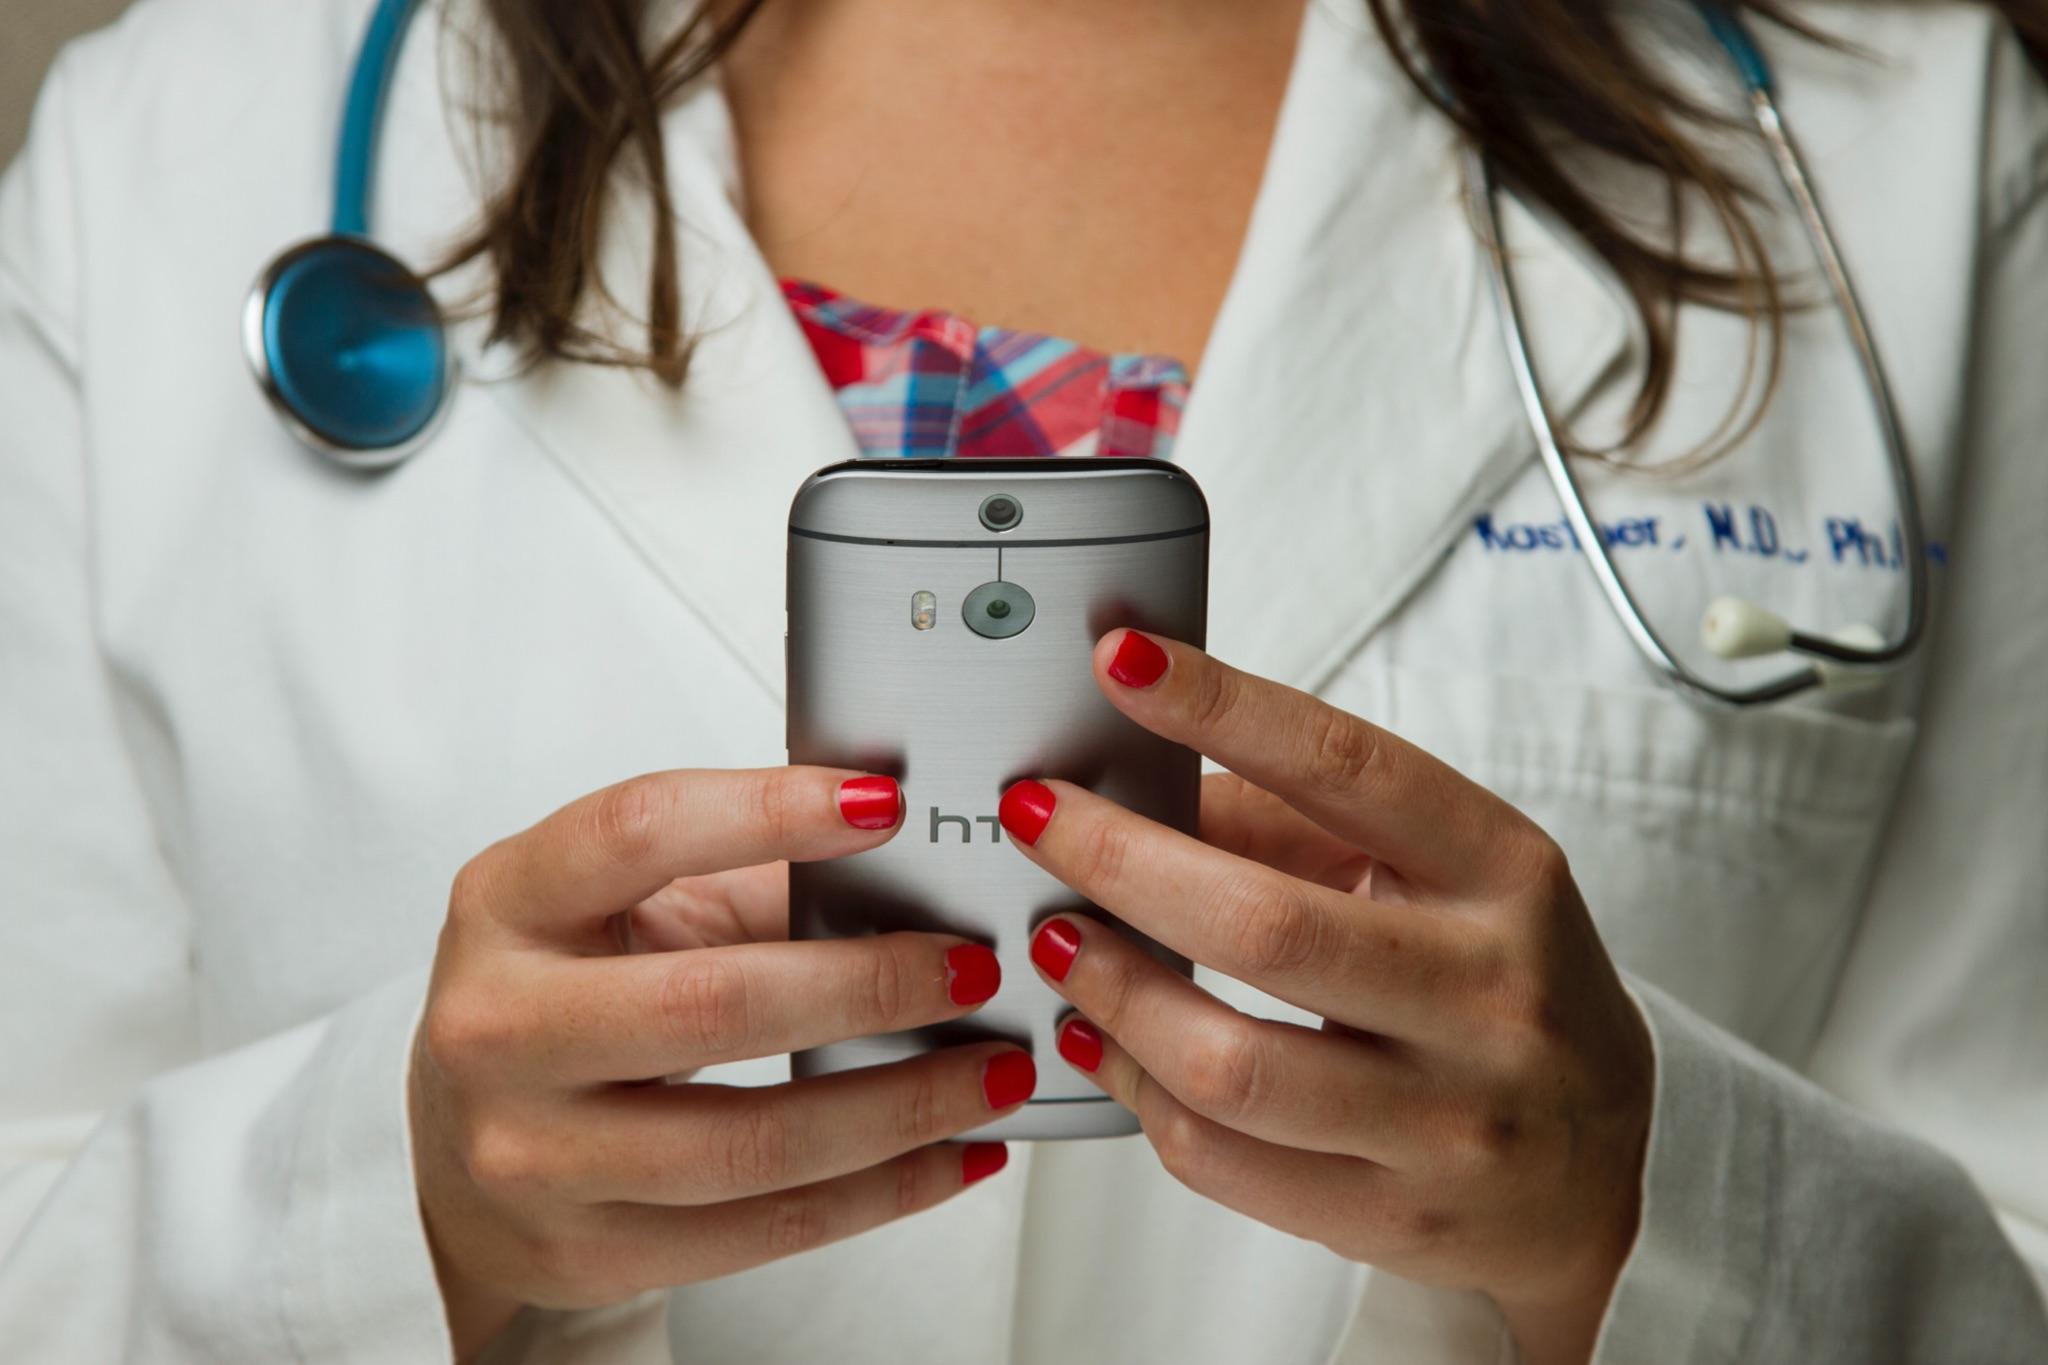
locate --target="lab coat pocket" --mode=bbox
[1323,666,1918,1064]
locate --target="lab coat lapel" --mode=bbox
[1182,0,1632,693]
[449,78,858,704]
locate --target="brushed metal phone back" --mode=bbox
[787,459,1209,1140]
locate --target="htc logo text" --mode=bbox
[929,807,1003,844]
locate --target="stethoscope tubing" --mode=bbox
[1746,88,1929,667]
[333,0,421,238]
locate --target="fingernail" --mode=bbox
[998,780,1056,846]
[1030,917,1081,982]
[982,1051,1037,1109]
[1057,1018,1103,1073]
[838,775,902,830]
[945,943,1001,1006]
[961,1142,1008,1186]
[1106,630,1170,688]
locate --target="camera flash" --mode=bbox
[911,590,938,631]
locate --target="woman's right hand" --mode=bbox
[409,767,1033,1358]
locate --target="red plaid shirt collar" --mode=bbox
[783,278,1189,461]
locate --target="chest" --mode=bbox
[82,0,1981,1077]
[719,0,1306,364]
[109,360,1929,1072]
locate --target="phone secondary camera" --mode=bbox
[979,494,1023,533]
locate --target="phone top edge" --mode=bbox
[789,458,1209,543]
[802,456,1200,477]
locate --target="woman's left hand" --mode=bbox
[999,631,1654,1365]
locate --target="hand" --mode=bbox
[998,632,1653,1365]
[411,767,1034,1359]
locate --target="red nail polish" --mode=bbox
[945,944,1001,1006]
[998,780,1056,846]
[982,1051,1037,1109]
[1030,918,1081,982]
[961,1142,1008,1186]
[838,775,902,830]
[1057,1018,1104,1073]
[1106,631,1170,688]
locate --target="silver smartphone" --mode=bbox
[785,458,1209,1140]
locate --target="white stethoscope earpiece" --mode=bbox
[1702,599,1887,692]
[1812,623,1889,692]
[1700,596,1793,660]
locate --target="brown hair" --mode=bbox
[441,1,2048,460]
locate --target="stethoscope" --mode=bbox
[247,0,1926,708]
[1465,8,1928,706]
[244,0,448,465]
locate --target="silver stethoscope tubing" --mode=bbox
[1468,8,1930,708]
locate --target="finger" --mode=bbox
[454,931,1006,1084]
[1199,772,1375,893]
[999,778,1480,1035]
[554,1041,1035,1205]
[470,768,903,943]
[1060,1016,1389,1257]
[1031,915,1428,1162]
[1094,631,1524,893]
[595,1138,1009,1292]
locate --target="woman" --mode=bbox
[2,0,2044,1360]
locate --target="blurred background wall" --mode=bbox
[3,0,134,164]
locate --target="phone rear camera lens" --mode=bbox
[963,580,1035,639]
[979,495,1022,532]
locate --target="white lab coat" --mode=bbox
[2,0,2044,1359]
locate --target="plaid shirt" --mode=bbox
[783,279,1188,461]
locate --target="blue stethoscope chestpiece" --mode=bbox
[243,235,455,470]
